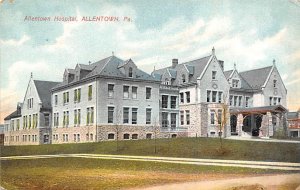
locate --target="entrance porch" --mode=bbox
[230,105,288,138]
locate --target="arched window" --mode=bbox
[165,78,170,85]
[182,74,186,83]
[129,67,133,77]
[171,134,177,138]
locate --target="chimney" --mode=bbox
[218,60,224,71]
[172,59,178,68]
[17,102,22,115]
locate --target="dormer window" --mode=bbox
[212,71,217,80]
[165,78,170,85]
[182,74,186,83]
[129,67,133,77]
[232,79,239,88]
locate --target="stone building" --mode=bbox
[51,55,167,143]
[3,48,289,146]
[3,76,59,145]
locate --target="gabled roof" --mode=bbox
[53,56,158,90]
[4,110,21,121]
[168,69,177,78]
[66,68,75,74]
[152,55,212,85]
[78,64,95,71]
[34,80,60,109]
[224,70,233,79]
[239,66,273,90]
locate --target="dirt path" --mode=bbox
[1,154,300,171]
[139,174,300,190]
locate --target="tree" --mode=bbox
[213,92,229,150]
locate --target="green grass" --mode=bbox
[0,157,287,190]
[1,137,300,162]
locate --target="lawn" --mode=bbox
[1,137,300,163]
[0,157,287,190]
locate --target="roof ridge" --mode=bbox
[34,79,60,83]
[239,65,272,74]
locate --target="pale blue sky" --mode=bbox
[0,0,300,122]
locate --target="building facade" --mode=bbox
[3,77,59,146]
[3,48,289,146]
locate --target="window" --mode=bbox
[108,133,115,139]
[245,97,250,107]
[162,95,168,108]
[180,93,184,103]
[54,95,58,106]
[73,88,81,102]
[16,119,20,130]
[218,110,222,125]
[146,87,151,99]
[123,85,129,98]
[234,96,238,107]
[162,112,168,127]
[146,108,151,124]
[45,114,50,127]
[165,78,170,85]
[108,84,114,98]
[90,134,93,141]
[273,97,277,105]
[269,97,272,106]
[29,115,31,129]
[86,107,94,125]
[129,67,133,77]
[180,111,184,125]
[230,95,233,106]
[212,91,217,102]
[77,134,80,142]
[182,74,186,83]
[186,92,190,103]
[132,134,138,139]
[132,86,137,99]
[171,134,177,138]
[108,107,114,123]
[273,80,277,88]
[123,133,130,140]
[171,96,177,108]
[63,111,69,127]
[74,110,78,125]
[73,134,76,142]
[86,133,89,141]
[207,91,211,102]
[278,98,281,104]
[132,108,137,124]
[123,107,129,124]
[232,79,239,88]
[186,111,190,125]
[218,92,222,103]
[27,98,33,109]
[146,133,152,139]
[212,71,217,80]
[74,89,78,102]
[88,85,92,100]
[238,96,242,107]
[63,92,69,104]
[54,113,59,127]
[171,113,176,128]
[211,112,215,124]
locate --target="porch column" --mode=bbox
[237,114,243,136]
[261,112,272,137]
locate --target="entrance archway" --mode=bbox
[242,115,251,132]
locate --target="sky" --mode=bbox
[0,0,300,123]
